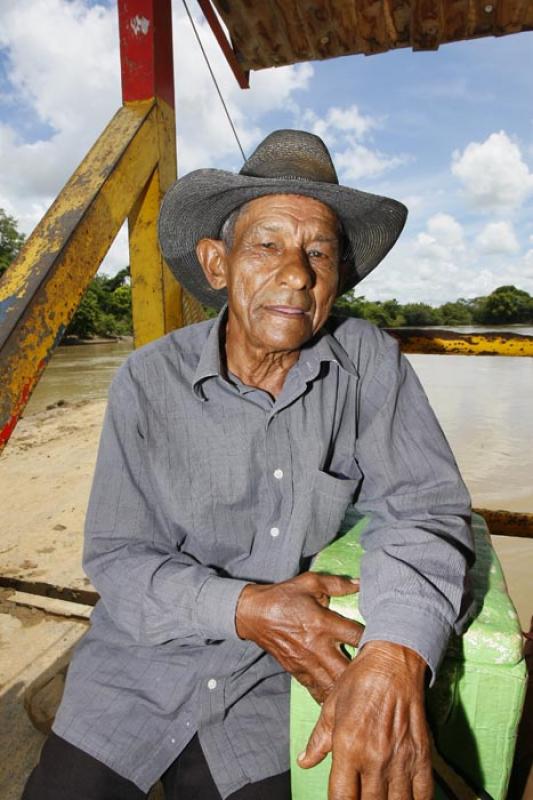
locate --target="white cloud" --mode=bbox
[451,131,533,211]
[357,210,533,305]
[476,221,520,255]
[295,103,407,183]
[0,0,313,244]
[413,213,464,262]
[302,104,380,144]
[426,213,464,248]
[333,142,407,182]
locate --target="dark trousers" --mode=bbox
[22,732,291,799]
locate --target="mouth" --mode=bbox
[264,305,309,318]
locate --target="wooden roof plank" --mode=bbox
[411,0,445,51]
[495,0,532,33]
[440,0,470,43]
[469,0,498,38]
[382,0,408,48]
[207,0,533,72]
[354,0,391,54]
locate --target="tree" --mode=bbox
[401,303,443,326]
[439,301,473,326]
[0,209,25,276]
[65,269,133,339]
[476,285,533,324]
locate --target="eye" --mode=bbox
[260,241,276,250]
[307,249,325,259]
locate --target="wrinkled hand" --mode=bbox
[235,572,363,703]
[298,641,433,800]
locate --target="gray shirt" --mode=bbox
[53,309,473,796]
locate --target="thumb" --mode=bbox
[297,709,333,769]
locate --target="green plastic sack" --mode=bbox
[290,512,526,799]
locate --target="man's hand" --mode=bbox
[298,641,433,800]
[235,573,363,703]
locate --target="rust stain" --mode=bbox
[474,507,533,539]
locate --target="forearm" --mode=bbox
[357,505,472,680]
[354,336,475,679]
[85,540,249,645]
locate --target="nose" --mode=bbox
[276,247,314,290]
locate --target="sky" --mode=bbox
[0,0,532,305]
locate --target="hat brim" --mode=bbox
[158,169,408,310]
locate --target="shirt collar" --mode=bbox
[192,305,227,399]
[297,322,358,382]
[192,307,358,400]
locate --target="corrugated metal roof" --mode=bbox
[210,0,533,71]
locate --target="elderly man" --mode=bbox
[23,130,473,800]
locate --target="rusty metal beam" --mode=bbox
[386,328,533,357]
[0,101,158,452]
[0,576,98,606]
[196,0,250,89]
[474,508,533,539]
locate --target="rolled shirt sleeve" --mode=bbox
[353,332,475,681]
[83,363,249,645]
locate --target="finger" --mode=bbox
[386,776,412,800]
[314,573,360,597]
[319,646,354,684]
[328,749,360,800]
[294,667,333,704]
[326,612,364,647]
[360,772,387,800]
[412,765,433,800]
[298,711,332,769]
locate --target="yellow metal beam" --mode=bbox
[128,98,204,347]
[0,101,158,451]
[474,508,533,539]
[387,328,533,356]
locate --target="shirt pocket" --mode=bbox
[301,466,362,557]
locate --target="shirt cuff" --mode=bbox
[195,575,251,640]
[358,603,452,685]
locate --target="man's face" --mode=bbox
[199,194,343,355]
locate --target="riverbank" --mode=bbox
[0,400,106,594]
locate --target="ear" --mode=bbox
[196,238,228,290]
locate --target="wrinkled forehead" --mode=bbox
[231,193,342,237]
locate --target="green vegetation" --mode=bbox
[0,208,132,340]
[1,210,532,337]
[335,285,533,327]
[65,269,132,339]
[0,209,25,276]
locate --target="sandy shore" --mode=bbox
[0,400,107,593]
[0,399,531,628]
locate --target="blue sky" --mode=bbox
[0,0,532,303]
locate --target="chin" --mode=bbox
[261,329,312,352]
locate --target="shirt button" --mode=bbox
[170,737,176,744]
[207,678,217,690]
[270,527,280,538]
[273,468,283,480]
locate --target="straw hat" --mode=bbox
[158,129,407,309]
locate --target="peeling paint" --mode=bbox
[130,15,150,36]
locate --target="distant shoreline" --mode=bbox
[60,335,133,347]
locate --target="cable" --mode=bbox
[181,0,247,161]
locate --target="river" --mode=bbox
[24,328,533,629]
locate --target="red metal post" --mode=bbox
[118,0,175,108]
